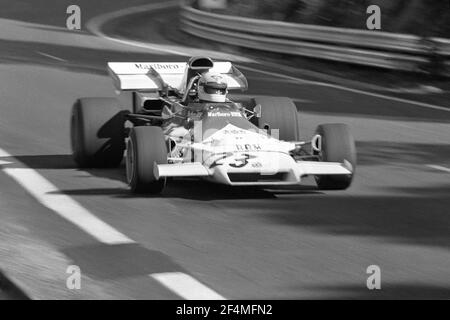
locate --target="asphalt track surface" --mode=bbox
[0,0,449,299]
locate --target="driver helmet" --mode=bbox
[197,72,228,103]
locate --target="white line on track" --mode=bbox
[86,1,189,56]
[237,65,450,113]
[86,1,253,62]
[151,272,226,300]
[0,148,225,299]
[427,165,450,173]
[87,0,179,35]
[36,51,67,62]
[21,1,444,300]
[0,148,133,245]
[86,2,450,114]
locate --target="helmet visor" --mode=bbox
[204,87,227,95]
[202,81,227,95]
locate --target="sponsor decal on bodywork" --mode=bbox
[209,153,258,169]
[207,111,242,117]
[134,63,185,72]
[200,124,295,154]
[236,144,262,152]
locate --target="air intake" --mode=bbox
[188,56,214,70]
[228,172,289,183]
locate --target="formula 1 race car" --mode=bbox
[70,56,356,194]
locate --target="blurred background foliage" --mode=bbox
[206,0,450,38]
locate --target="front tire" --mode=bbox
[253,96,300,141]
[126,126,167,194]
[315,123,356,190]
[71,98,125,168]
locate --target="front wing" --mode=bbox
[154,160,352,186]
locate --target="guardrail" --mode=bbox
[180,4,450,75]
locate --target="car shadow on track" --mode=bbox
[8,154,322,201]
[356,141,450,166]
[252,184,450,250]
[6,154,450,249]
[11,154,77,169]
[56,179,322,201]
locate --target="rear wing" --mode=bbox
[108,61,248,93]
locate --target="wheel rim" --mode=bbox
[125,138,135,185]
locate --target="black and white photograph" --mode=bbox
[0,0,449,307]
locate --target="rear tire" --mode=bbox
[253,96,300,141]
[71,98,125,168]
[126,126,167,194]
[315,123,356,190]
